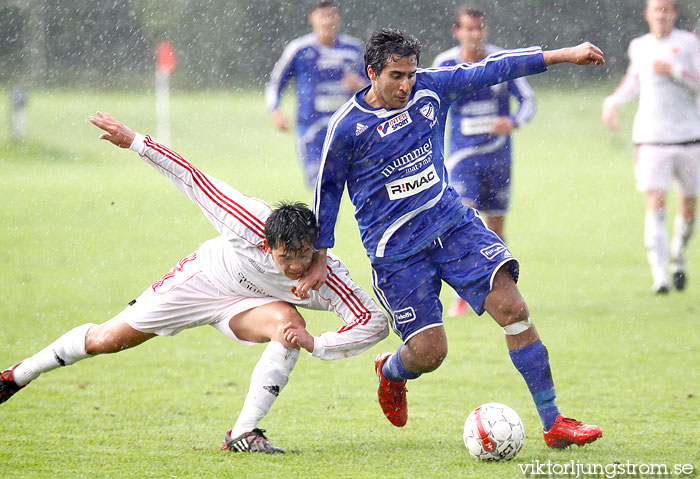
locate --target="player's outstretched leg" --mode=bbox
[221,428,285,454]
[543,414,603,449]
[0,363,26,405]
[374,352,408,427]
[1,323,96,406]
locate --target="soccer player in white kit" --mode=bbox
[603,0,700,293]
[0,112,389,453]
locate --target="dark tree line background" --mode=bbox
[2,0,700,90]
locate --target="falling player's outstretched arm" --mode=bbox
[89,112,269,244]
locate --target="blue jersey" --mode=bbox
[313,47,546,263]
[432,44,535,164]
[265,33,366,137]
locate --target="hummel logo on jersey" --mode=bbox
[480,243,509,260]
[393,307,416,324]
[263,385,280,397]
[377,111,412,137]
[356,123,368,136]
[385,164,439,200]
[419,103,435,122]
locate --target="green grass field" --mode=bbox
[0,86,698,478]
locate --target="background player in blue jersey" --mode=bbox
[265,1,367,188]
[298,28,605,449]
[433,7,536,317]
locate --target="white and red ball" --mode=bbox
[463,402,525,461]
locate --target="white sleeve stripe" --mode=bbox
[313,100,357,216]
[265,36,315,110]
[420,47,542,73]
[144,136,267,240]
[511,77,536,126]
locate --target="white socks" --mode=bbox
[231,341,299,437]
[644,209,669,287]
[670,215,696,273]
[12,323,95,386]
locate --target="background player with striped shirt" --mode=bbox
[0,112,388,454]
[301,28,604,449]
[603,0,700,294]
[265,1,367,188]
[433,7,536,317]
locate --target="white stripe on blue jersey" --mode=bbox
[432,43,536,165]
[265,33,365,133]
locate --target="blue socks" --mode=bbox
[382,345,421,382]
[509,340,560,431]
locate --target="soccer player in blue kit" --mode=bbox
[433,7,537,317]
[297,28,605,448]
[265,1,367,188]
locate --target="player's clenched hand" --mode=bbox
[543,42,605,67]
[282,323,314,354]
[270,109,290,131]
[491,117,515,136]
[295,248,328,299]
[653,60,673,77]
[89,112,136,148]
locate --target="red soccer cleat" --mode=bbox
[543,414,603,448]
[375,353,408,427]
[0,363,26,405]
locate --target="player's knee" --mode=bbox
[85,325,117,355]
[269,303,305,340]
[499,297,529,326]
[406,333,448,373]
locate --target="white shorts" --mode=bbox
[634,143,700,196]
[112,252,278,343]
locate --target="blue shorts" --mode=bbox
[370,207,519,343]
[448,148,512,214]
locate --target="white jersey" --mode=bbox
[128,134,388,360]
[604,29,700,144]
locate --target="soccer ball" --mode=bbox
[463,402,525,461]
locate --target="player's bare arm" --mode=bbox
[295,248,328,298]
[601,104,620,131]
[88,112,136,148]
[542,42,605,67]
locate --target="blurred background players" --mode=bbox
[265,1,367,188]
[433,7,535,316]
[603,0,700,294]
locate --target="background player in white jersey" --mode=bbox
[603,0,700,294]
[0,112,388,454]
[266,1,367,188]
[301,28,604,449]
[433,7,536,317]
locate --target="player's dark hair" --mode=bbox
[364,28,421,78]
[455,6,485,27]
[309,0,337,14]
[265,201,319,254]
